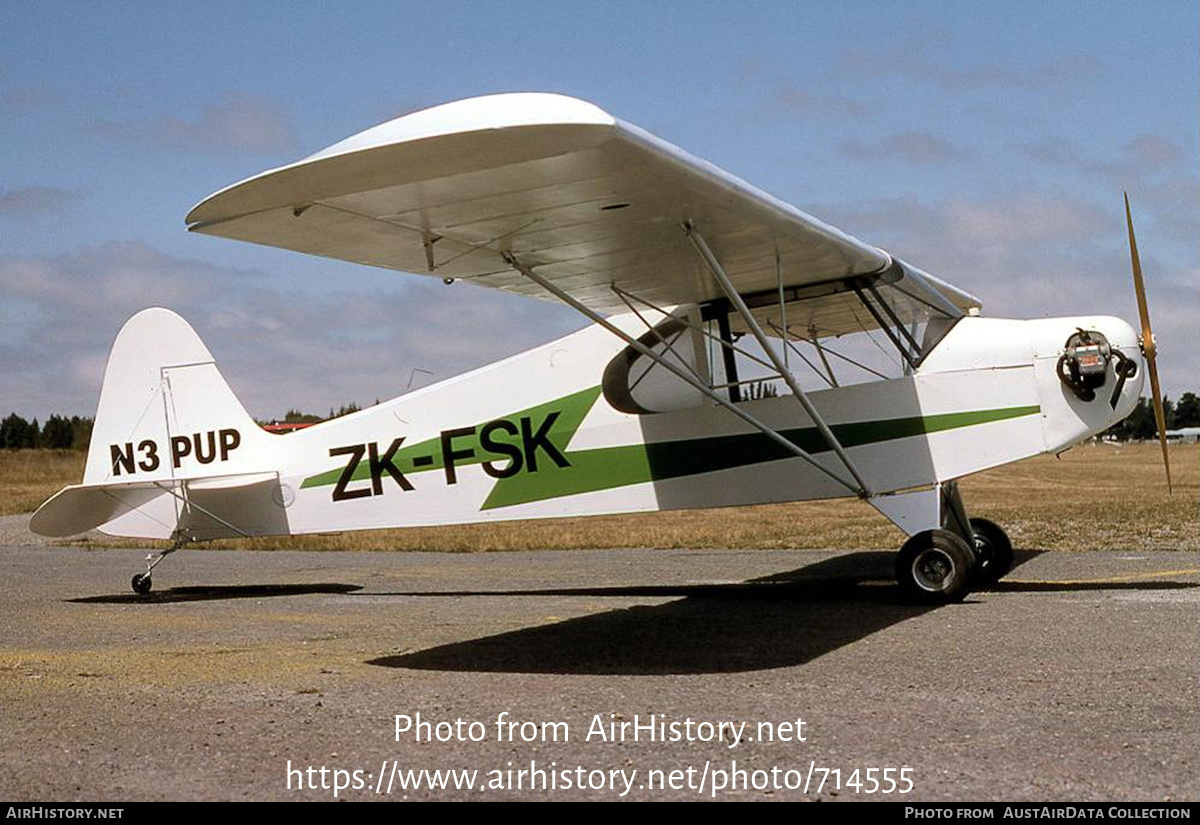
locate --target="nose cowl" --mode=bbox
[1031,316,1144,452]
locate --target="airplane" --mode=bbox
[29,93,1171,604]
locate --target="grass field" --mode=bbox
[0,450,91,519]
[1,442,1195,552]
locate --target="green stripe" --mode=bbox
[480,404,1040,510]
[298,387,1038,510]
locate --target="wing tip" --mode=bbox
[186,92,616,226]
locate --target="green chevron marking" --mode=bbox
[479,404,1041,510]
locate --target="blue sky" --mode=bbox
[2,1,1196,418]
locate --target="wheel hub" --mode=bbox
[912,548,953,591]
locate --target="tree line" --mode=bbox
[1105,392,1200,441]
[274,402,362,425]
[0,414,93,450]
[0,402,367,451]
[2,393,1196,451]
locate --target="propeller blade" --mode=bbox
[1124,192,1172,493]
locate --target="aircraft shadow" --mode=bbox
[68,583,363,605]
[364,548,1193,676]
[367,551,938,676]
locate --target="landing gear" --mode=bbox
[967,517,1013,587]
[129,541,183,595]
[936,482,1014,589]
[895,528,975,604]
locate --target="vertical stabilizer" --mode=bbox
[83,308,272,485]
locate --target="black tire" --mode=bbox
[131,573,152,595]
[895,529,974,604]
[968,517,1013,587]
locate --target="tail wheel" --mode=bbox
[895,529,974,604]
[968,517,1013,587]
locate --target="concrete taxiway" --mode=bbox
[0,523,1196,801]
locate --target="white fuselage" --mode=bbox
[89,312,1142,541]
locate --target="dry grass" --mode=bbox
[956,442,1198,551]
[3,443,1195,552]
[0,450,85,516]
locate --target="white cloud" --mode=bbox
[1019,134,1188,176]
[0,242,583,419]
[0,186,76,220]
[840,132,970,164]
[942,193,1108,244]
[1,83,64,114]
[1124,135,1184,168]
[89,93,295,155]
[770,82,868,119]
[835,33,1105,91]
[1016,134,1199,247]
[2,203,1193,422]
[812,191,1197,398]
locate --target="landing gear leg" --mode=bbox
[130,540,184,595]
[941,482,1013,588]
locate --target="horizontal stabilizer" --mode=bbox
[29,482,168,538]
[30,471,291,540]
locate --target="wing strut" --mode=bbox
[765,322,836,388]
[502,252,864,496]
[808,328,840,387]
[682,222,871,497]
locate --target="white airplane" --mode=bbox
[30,93,1170,603]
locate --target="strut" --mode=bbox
[682,223,870,496]
[502,252,865,496]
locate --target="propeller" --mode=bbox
[1124,192,1172,493]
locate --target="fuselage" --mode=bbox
[88,312,1142,541]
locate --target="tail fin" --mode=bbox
[31,308,283,539]
[84,307,271,484]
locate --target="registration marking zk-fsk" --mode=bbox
[327,412,570,501]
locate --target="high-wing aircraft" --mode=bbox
[30,93,1170,603]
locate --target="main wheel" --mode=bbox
[895,529,974,604]
[968,517,1013,587]
[131,573,152,595]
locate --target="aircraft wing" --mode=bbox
[187,93,978,330]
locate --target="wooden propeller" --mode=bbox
[1124,192,1172,493]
